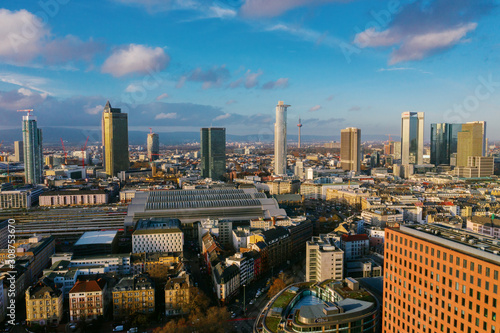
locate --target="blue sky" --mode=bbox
[0,0,499,140]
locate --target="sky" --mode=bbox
[0,0,500,141]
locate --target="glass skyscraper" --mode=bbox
[147,132,159,161]
[22,114,43,184]
[200,127,226,181]
[401,112,424,165]
[430,123,462,166]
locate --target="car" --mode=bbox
[231,313,236,318]
[128,328,138,333]
[113,325,124,332]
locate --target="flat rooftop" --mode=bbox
[74,230,118,246]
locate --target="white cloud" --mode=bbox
[155,112,177,120]
[266,23,342,47]
[0,73,52,95]
[309,105,321,112]
[125,83,142,93]
[214,113,231,121]
[262,78,289,90]
[102,44,170,77]
[85,105,104,115]
[156,93,169,101]
[240,0,349,18]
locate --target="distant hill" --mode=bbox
[0,127,399,146]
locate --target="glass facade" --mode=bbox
[430,123,462,166]
[23,115,43,184]
[200,128,226,181]
[401,112,424,165]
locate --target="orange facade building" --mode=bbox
[384,224,500,333]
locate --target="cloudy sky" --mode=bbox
[1,0,500,140]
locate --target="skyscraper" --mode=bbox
[340,127,361,172]
[456,121,486,167]
[401,112,424,165]
[13,140,23,162]
[430,123,462,166]
[101,101,129,176]
[22,113,43,184]
[200,127,226,181]
[147,132,159,161]
[274,101,290,175]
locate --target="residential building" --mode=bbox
[25,281,63,326]
[102,101,129,176]
[384,224,500,333]
[361,209,403,228]
[200,127,226,181]
[131,252,182,279]
[213,263,240,303]
[69,253,131,275]
[252,227,291,270]
[112,274,155,319]
[0,187,44,209]
[340,234,369,260]
[69,278,107,322]
[306,235,344,282]
[341,127,361,172]
[165,273,192,316]
[401,111,424,165]
[23,113,43,184]
[274,101,290,175]
[267,179,300,195]
[226,252,254,286]
[467,215,500,237]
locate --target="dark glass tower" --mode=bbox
[430,123,462,166]
[200,128,226,181]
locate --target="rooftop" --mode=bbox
[74,230,118,246]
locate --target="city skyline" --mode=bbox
[0,1,499,139]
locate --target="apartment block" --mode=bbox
[112,274,155,319]
[306,235,344,282]
[25,282,63,326]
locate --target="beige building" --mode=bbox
[112,274,155,319]
[39,190,108,207]
[26,282,63,326]
[69,278,107,322]
[455,156,494,178]
[165,273,192,316]
[456,121,486,167]
[340,127,361,172]
[306,235,344,282]
[267,179,300,195]
[326,189,370,207]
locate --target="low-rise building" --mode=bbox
[0,187,44,209]
[360,209,403,228]
[213,263,240,303]
[131,252,183,279]
[112,274,155,319]
[73,231,118,257]
[69,278,108,322]
[340,234,369,260]
[25,281,63,326]
[226,252,254,286]
[165,273,192,316]
[466,215,500,237]
[39,190,108,206]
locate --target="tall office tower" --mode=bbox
[22,113,43,184]
[297,117,303,149]
[147,132,159,161]
[274,101,290,175]
[457,121,486,167]
[393,141,401,160]
[200,128,226,181]
[13,141,23,162]
[430,123,462,166]
[383,224,500,333]
[340,127,361,172]
[401,112,424,165]
[101,101,129,176]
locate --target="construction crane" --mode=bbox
[17,109,34,116]
[60,138,68,165]
[81,136,89,168]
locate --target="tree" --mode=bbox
[268,277,286,298]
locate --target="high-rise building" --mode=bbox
[401,112,424,165]
[384,224,500,333]
[274,101,290,175]
[340,127,361,172]
[430,123,462,166]
[393,141,401,160]
[101,101,129,176]
[147,132,159,161]
[200,127,226,181]
[22,113,43,184]
[306,235,344,282]
[456,121,486,167]
[13,140,23,162]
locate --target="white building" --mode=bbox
[401,111,424,165]
[132,228,183,253]
[306,235,344,282]
[340,234,369,260]
[225,253,254,286]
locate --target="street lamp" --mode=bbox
[243,284,246,317]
